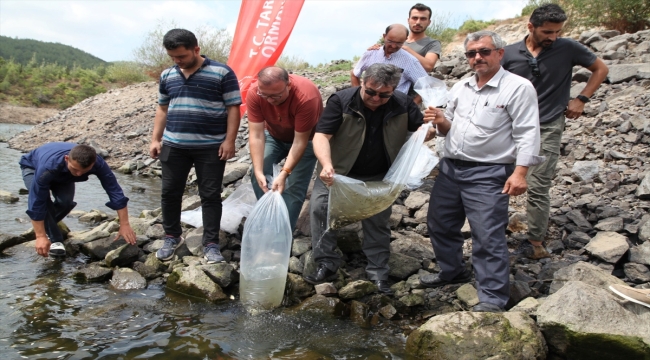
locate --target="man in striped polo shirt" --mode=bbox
[149,29,242,263]
[351,24,428,95]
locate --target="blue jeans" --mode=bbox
[21,166,76,243]
[251,131,316,231]
[160,145,226,246]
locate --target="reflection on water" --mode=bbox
[0,245,412,359]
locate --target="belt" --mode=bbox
[449,158,512,167]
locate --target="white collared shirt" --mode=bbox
[443,67,545,167]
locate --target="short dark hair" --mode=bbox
[163,29,198,50]
[257,66,289,86]
[409,3,432,19]
[530,4,567,27]
[362,63,402,89]
[69,144,97,168]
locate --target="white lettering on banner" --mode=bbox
[249,0,286,58]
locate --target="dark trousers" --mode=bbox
[427,158,513,308]
[310,173,393,280]
[160,145,225,246]
[21,166,76,242]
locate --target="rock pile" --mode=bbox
[3,20,650,359]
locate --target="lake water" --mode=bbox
[0,123,414,359]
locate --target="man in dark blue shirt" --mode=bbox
[19,142,136,257]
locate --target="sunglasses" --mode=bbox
[464,48,500,59]
[364,88,393,99]
[528,58,541,77]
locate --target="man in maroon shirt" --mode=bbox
[247,66,323,231]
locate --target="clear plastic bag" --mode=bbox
[239,166,292,314]
[414,76,449,108]
[327,123,434,229]
[406,145,439,190]
[180,183,257,234]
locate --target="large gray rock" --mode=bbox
[584,232,630,263]
[339,280,377,300]
[594,217,624,232]
[629,241,650,266]
[199,263,237,288]
[572,161,600,181]
[105,244,142,267]
[638,215,650,243]
[286,273,313,301]
[636,173,650,200]
[455,283,479,307]
[110,268,147,290]
[390,232,434,260]
[293,294,348,317]
[223,162,250,185]
[388,252,422,279]
[0,233,29,253]
[607,64,646,83]
[404,191,429,210]
[549,261,626,294]
[538,281,650,359]
[405,311,547,359]
[291,237,311,257]
[167,265,227,302]
[80,235,148,260]
[349,300,371,327]
[624,263,650,283]
[73,263,113,282]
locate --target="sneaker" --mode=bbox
[48,242,66,257]
[609,284,650,309]
[515,240,550,260]
[156,235,184,261]
[204,243,225,264]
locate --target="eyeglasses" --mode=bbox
[257,84,288,100]
[384,39,405,47]
[364,88,393,99]
[528,58,541,77]
[464,48,500,59]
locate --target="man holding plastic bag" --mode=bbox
[304,64,435,294]
[420,31,545,312]
[247,66,322,231]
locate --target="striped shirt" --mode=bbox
[352,48,428,94]
[159,56,242,148]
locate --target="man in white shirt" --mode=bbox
[420,31,545,312]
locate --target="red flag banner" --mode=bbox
[227,0,305,115]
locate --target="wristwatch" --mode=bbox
[576,95,590,103]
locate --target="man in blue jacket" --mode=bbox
[19,142,136,257]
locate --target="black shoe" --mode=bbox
[419,268,472,288]
[472,302,504,313]
[374,280,394,295]
[303,264,338,285]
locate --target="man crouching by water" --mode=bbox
[19,143,136,257]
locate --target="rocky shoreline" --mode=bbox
[2,21,650,359]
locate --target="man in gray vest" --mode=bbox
[305,63,434,294]
[501,4,608,259]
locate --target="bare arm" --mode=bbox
[565,58,609,119]
[350,70,360,87]
[248,121,268,192]
[150,105,168,158]
[313,132,335,186]
[32,220,50,257]
[402,46,439,72]
[219,105,241,160]
[424,107,452,135]
[115,207,136,245]
[271,130,311,193]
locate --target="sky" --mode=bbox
[0,0,528,66]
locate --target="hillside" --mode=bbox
[0,36,107,68]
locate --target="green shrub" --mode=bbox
[458,19,496,34]
[425,12,460,47]
[275,55,310,71]
[106,62,149,85]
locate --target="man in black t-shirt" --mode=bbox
[501,4,608,259]
[304,64,434,294]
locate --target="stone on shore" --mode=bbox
[584,232,630,263]
[105,244,142,267]
[0,233,29,253]
[537,281,650,359]
[0,190,19,203]
[73,263,113,283]
[166,265,227,302]
[405,311,547,359]
[549,261,626,294]
[339,280,377,300]
[110,268,147,290]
